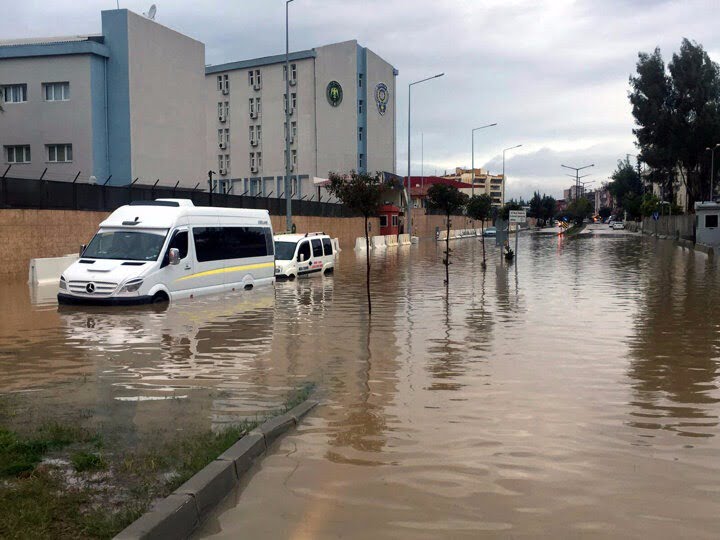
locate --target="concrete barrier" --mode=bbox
[385,235,398,247]
[354,237,367,251]
[332,238,341,253]
[398,234,411,245]
[28,254,77,285]
[371,235,386,249]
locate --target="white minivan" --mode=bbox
[58,199,275,305]
[274,232,336,279]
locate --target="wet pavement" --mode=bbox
[2,231,720,537]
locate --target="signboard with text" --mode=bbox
[509,210,527,223]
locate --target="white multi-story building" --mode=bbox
[443,167,505,207]
[0,9,207,186]
[205,40,397,199]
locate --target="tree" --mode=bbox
[566,197,593,224]
[466,194,493,269]
[608,158,643,215]
[598,206,612,220]
[500,200,522,221]
[426,183,468,285]
[327,171,385,315]
[541,194,557,223]
[529,191,557,226]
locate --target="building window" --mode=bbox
[224,101,230,117]
[43,82,70,101]
[706,214,718,228]
[249,125,255,143]
[218,154,230,173]
[218,129,229,146]
[47,144,72,162]
[291,121,297,140]
[291,149,297,170]
[250,152,259,171]
[217,74,229,92]
[291,92,297,110]
[392,215,398,227]
[359,100,363,114]
[257,151,262,168]
[249,70,254,86]
[256,125,262,143]
[358,73,363,88]
[379,215,388,227]
[291,63,297,82]
[2,84,27,103]
[358,127,363,142]
[249,69,261,87]
[256,97,261,114]
[359,153,364,169]
[5,145,31,163]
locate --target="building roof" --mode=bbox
[403,176,474,197]
[0,35,109,59]
[0,35,102,46]
[206,49,317,74]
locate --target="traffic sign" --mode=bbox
[652,211,659,221]
[509,210,527,223]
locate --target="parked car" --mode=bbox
[274,232,336,279]
[608,220,615,227]
[483,227,497,237]
[612,221,625,230]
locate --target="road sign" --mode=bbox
[509,210,527,223]
[652,211,659,221]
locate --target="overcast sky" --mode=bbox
[4,0,719,200]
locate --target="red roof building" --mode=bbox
[403,176,474,207]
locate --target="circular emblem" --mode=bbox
[326,81,343,107]
[374,82,389,115]
[85,282,96,294]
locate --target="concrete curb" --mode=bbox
[114,399,319,540]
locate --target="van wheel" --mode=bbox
[289,274,296,281]
[324,267,334,275]
[244,284,253,290]
[151,291,169,304]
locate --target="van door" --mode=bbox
[188,217,225,295]
[308,238,324,275]
[296,240,312,275]
[162,227,194,296]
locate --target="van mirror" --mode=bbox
[299,253,305,262]
[169,248,180,265]
[79,244,86,257]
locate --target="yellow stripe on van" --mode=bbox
[175,262,275,282]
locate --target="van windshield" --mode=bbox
[83,230,168,261]
[274,241,298,261]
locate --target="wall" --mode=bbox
[641,215,694,239]
[364,48,396,174]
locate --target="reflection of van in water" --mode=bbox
[273,232,336,279]
[58,199,275,305]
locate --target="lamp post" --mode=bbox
[406,72,444,236]
[284,0,295,232]
[561,163,594,201]
[471,123,497,197]
[501,144,522,206]
[706,143,720,201]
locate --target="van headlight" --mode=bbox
[59,275,67,290]
[119,278,143,294]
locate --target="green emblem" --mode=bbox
[326,81,343,107]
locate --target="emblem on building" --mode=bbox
[326,81,343,107]
[374,82,389,115]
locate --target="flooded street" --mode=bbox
[3,231,720,537]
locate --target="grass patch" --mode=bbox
[71,452,107,473]
[281,382,316,413]
[564,223,586,236]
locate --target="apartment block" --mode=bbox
[443,167,505,207]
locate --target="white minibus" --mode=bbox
[58,199,275,305]
[273,232,336,279]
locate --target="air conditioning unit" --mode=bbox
[250,139,258,147]
[219,141,227,149]
[289,78,297,87]
[250,111,258,119]
[219,168,228,175]
[253,82,262,91]
[221,87,229,95]
[219,113,226,123]
[250,165,258,173]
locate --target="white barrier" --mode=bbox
[411,236,419,244]
[332,238,341,253]
[398,234,411,245]
[385,235,398,247]
[371,235,387,249]
[354,237,367,250]
[29,254,77,285]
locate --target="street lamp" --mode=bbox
[471,123,497,197]
[706,143,720,201]
[561,163,594,201]
[501,144,522,206]
[406,72,444,236]
[283,0,295,232]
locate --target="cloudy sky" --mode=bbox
[4,0,718,200]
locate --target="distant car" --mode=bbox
[483,227,497,237]
[608,219,615,227]
[612,221,625,230]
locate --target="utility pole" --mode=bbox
[471,123,497,197]
[284,0,295,232]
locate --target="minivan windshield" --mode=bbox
[274,241,298,261]
[83,230,168,261]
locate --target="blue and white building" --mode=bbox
[0,9,207,186]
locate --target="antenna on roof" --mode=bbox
[144,4,157,19]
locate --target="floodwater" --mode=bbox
[3,226,720,538]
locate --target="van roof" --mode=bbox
[101,200,271,229]
[274,233,329,242]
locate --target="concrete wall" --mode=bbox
[125,10,206,186]
[641,215,694,239]
[364,48,396,174]
[0,55,96,180]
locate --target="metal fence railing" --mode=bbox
[0,176,356,218]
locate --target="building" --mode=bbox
[442,168,504,207]
[0,9,207,186]
[205,40,397,200]
[563,184,587,202]
[404,176,473,209]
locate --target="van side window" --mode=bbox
[322,238,332,256]
[297,241,311,261]
[162,230,188,267]
[311,239,323,258]
[193,226,270,262]
[265,229,274,256]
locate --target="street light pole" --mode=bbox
[706,143,720,201]
[406,72,444,237]
[471,123,497,198]
[284,0,295,232]
[501,144,522,207]
[561,163,594,201]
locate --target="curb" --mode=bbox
[114,399,319,540]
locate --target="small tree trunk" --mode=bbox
[364,214,372,315]
[481,219,486,267]
[445,213,451,284]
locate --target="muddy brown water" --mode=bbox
[2,230,720,538]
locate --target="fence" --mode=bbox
[0,176,356,218]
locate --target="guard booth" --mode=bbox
[695,202,720,246]
[378,204,400,236]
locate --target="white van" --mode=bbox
[58,199,275,305]
[273,232,335,279]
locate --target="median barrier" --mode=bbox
[371,235,386,249]
[28,254,77,285]
[354,237,367,251]
[385,235,398,247]
[332,238,341,253]
[398,234,411,245]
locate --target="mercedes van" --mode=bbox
[274,232,336,279]
[58,199,275,305]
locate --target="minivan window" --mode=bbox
[311,239,323,258]
[162,230,188,267]
[275,241,297,260]
[322,238,333,256]
[297,241,311,261]
[193,226,270,262]
[83,230,167,261]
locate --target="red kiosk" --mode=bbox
[378,204,400,236]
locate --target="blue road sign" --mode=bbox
[652,212,659,221]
